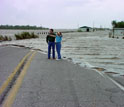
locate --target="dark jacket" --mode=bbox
[46,33,56,43]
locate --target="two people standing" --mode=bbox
[46,29,62,60]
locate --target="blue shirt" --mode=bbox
[56,35,62,43]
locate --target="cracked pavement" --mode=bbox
[12,51,124,107]
[1,47,123,107]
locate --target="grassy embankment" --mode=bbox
[0,32,39,42]
[15,32,39,40]
[0,35,12,41]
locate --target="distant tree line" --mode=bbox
[0,25,49,30]
[112,20,124,28]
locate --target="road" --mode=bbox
[0,46,124,107]
[0,46,29,87]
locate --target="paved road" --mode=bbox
[0,46,29,87]
[0,46,124,107]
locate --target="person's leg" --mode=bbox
[48,42,51,59]
[56,42,59,58]
[52,42,55,59]
[58,43,61,59]
[59,43,61,59]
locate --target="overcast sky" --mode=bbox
[0,0,124,29]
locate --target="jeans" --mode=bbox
[48,42,55,59]
[56,42,61,59]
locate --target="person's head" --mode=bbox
[57,32,62,36]
[49,29,54,33]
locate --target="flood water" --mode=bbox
[62,31,124,76]
[0,30,124,76]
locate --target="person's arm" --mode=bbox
[49,35,56,37]
[60,36,62,41]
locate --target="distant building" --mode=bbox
[113,28,124,38]
[78,26,93,32]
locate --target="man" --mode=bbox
[46,29,56,59]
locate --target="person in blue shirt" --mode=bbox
[56,32,62,59]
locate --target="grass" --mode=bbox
[0,35,12,41]
[15,32,39,40]
[77,29,82,32]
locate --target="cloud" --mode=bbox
[0,0,124,28]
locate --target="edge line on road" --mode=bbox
[0,51,32,96]
[94,69,124,91]
[104,74,124,91]
[2,51,37,107]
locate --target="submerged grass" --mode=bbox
[0,35,12,41]
[15,32,39,40]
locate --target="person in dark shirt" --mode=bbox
[46,29,56,59]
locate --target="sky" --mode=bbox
[0,0,124,29]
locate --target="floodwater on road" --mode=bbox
[62,31,124,76]
[0,30,124,76]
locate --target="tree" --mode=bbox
[112,20,117,28]
[0,25,49,30]
[112,20,124,28]
[117,21,124,28]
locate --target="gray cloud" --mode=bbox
[0,0,124,28]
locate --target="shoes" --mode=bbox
[48,58,56,60]
[48,58,61,60]
[56,59,61,60]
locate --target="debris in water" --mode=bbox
[105,72,119,74]
[92,67,106,71]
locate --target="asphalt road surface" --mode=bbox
[0,46,29,87]
[0,46,124,107]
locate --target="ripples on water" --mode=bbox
[62,31,124,75]
[0,30,124,76]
